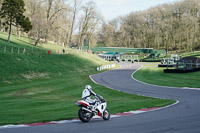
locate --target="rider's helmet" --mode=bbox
[85,85,92,91]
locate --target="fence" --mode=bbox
[0,45,67,55]
[120,55,139,61]
[177,61,200,70]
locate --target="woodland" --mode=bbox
[0,0,200,53]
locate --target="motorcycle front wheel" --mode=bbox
[103,109,110,120]
[78,109,92,122]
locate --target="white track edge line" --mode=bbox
[89,67,180,118]
[0,64,181,130]
[132,64,200,91]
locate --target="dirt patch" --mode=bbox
[21,71,49,80]
[12,89,28,97]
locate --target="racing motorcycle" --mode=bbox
[75,95,110,122]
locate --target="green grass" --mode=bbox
[181,51,200,58]
[0,32,175,125]
[133,63,200,88]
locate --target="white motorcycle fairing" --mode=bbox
[96,102,107,117]
[75,95,110,122]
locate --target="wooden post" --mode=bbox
[32,46,33,55]
[4,45,6,53]
[11,47,13,53]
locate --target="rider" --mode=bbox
[82,85,97,109]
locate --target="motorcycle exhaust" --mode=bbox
[82,107,92,113]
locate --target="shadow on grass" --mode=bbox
[15,37,33,46]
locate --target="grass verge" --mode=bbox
[133,63,200,88]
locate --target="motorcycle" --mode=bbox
[75,95,110,122]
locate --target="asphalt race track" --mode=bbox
[1,62,200,133]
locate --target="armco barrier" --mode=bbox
[97,64,116,71]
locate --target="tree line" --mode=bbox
[99,0,200,54]
[0,0,102,51]
[0,0,200,53]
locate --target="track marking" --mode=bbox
[0,63,182,130]
[132,64,200,91]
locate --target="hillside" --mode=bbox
[0,32,109,84]
[0,33,174,125]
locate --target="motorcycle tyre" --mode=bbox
[103,109,110,120]
[78,109,92,122]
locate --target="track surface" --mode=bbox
[1,62,200,133]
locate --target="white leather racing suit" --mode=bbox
[82,88,96,105]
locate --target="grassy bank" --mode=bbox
[0,54,175,125]
[133,63,200,88]
[0,32,175,125]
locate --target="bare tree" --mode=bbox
[77,1,100,50]
[44,0,69,43]
[99,0,200,53]
[67,0,82,47]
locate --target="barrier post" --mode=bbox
[11,47,13,53]
[18,47,20,54]
[4,45,6,53]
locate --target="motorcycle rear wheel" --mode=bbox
[103,109,110,120]
[78,109,92,122]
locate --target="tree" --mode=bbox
[0,0,32,43]
[0,1,2,31]
[31,11,46,46]
[78,1,98,50]
[99,0,200,53]
[67,0,82,47]
[44,0,69,44]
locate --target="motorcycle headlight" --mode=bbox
[75,102,81,106]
